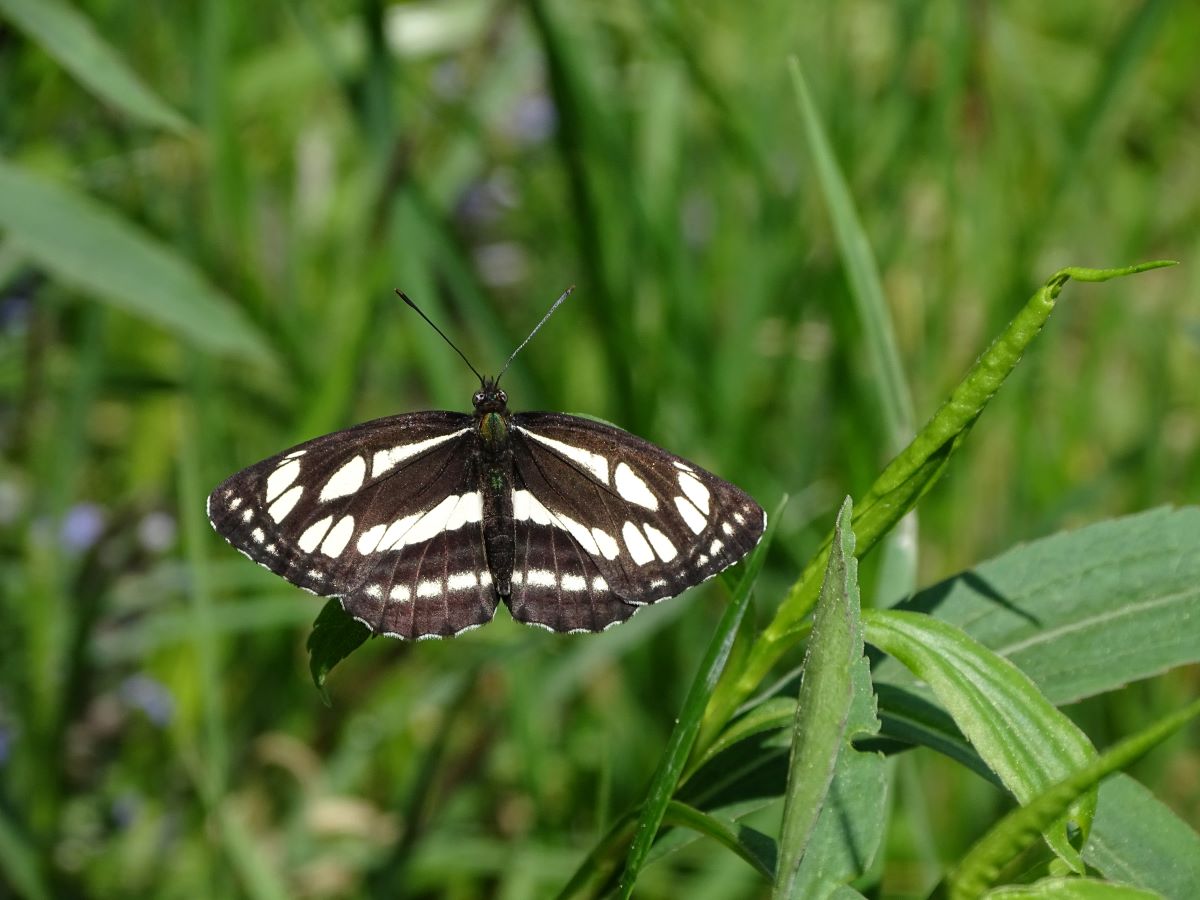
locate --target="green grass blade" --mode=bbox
[662,801,776,882]
[774,498,861,897]
[0,0,190,133]
[948,698,1200,900]
[0,808,50,900]
[699,260,1176,750]
[865,609,1098,871]
[307,599,370,705]
[0,160,275,363]
[614,496,784,898]
[789,58,914,451]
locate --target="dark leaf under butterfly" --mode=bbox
[208,289,766,640]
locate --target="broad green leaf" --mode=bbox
[949,698,1200,900]
[1085,774,1200,900]
[613,496,784,899]
[307,600,370,705]
[984,877,1160,899]
[700,260,1175,749]
[865,609,1097,871]
[0,160,275,363]
[877,506,1200,706]
[0,0,189,133]
[683,696,796,782]
[775,498,862,897]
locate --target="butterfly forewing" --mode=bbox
[505,412,766,632]
[207,411,500,638]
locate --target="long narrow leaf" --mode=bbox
[865,609,1097,871]
[0,0,189,133]
[774,498,861,897]
[0,160,275,364]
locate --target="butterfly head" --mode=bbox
[473,378,509,414]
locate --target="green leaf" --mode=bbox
[307,600,370,705]
[661,801,776,882]
[1085,774,1200,900]
[789,58,914,452]
[877,506,1200,706]
[0,0,189,133]
[983,877,1161,899]
[775,497,862,897]
[683,696,797,783]
[864,609,1098,871]
[699,260,1175,749]
[949,698,1200,899]
[0,159,275,363]
[612,496,785,899]
[0,807,51,900]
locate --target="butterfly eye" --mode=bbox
[473,392,484,404]
[498,390,508,404]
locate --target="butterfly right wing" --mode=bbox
[207,410,499,639]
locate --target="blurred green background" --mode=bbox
[1,0,1197,897]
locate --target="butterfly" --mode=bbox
[207,288,766,639]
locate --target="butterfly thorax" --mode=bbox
[472,380,516,596]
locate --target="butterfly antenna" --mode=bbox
[396,290,485,387]
[497,285,575,382]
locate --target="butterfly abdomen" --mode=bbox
[477,410,517,597]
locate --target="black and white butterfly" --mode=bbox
[208,289,765,639]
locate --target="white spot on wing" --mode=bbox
[526,569,557,587]
[592,528,619,559]
[417,579,442,598]
[266,459,301,502]
[674,496,707,534]
[448,572,479,592]
[445,492,483,530]
[357,523,387,554]
[710,538,724,555]
[230,497,243,510]
[721,521,734,536]
[298,516,333,553]
[390,585,411,603]
[366,584,383,599]
[678,471,710,514]
[513,489,553,525]
[733,511,745,524]
[480,571,493,588]
[285,450,306,459]
[371,430,467,478]
[643,524,677,562]
[242,509,253,523]
[320,515,355,557]
[561,573,587,591]
[251,528,265,543]
[377,514,420,552]
[517,427,610,484]
[268,485,303,523]
[592,575,608,591]
[614,462,658,510]
[320,455,366,502]
[622,521,654,565]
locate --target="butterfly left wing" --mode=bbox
[505,412,766,632]
[207,411,499,639]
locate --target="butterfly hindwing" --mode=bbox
[505,412,766,632]
[207,411,499,638]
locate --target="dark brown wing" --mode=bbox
[504,412,765,633]
[207,411,498,639]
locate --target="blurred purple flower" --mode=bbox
[60,503,106,553]
[119,675,174,727]
[137,511,177,553]
[506,94,556,145]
